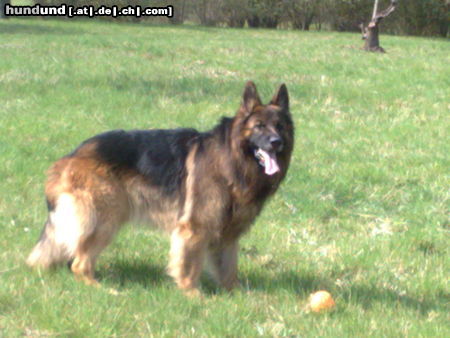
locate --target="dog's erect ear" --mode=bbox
[241,81,262,114]
[270,84,289,112]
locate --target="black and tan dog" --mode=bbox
[27,81,294,296]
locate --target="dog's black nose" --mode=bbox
[269,135,283,151]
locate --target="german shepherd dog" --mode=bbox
[27,81,294,296]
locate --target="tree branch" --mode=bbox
[369,0,397,28]
[359,23,368,40]
[372,0,379,20]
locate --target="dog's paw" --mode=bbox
[184,288,202,299]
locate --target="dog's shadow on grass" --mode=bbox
[96,261,444,314]
[237,269,333,298]
[340,283,447,314]
[96,260,169,289]
[243,269,445,315]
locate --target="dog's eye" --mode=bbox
[255,122,266,129]
[276,122,284,131]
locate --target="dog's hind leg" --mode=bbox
[68,197,125,286]
[27,191,119,286]
[70,227,117,286]
[167,225,208,297]
[208,240,240,291]
[70,238,98,286]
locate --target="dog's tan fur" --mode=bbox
[27,82,294,295]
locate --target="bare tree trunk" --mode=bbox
[361,0,397,53]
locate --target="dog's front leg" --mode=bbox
[208,240,241,291]
[167,224,207,297]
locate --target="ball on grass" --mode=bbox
[309,290,335,312]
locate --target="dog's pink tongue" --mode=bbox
[259,149,280,175]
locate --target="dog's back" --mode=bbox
[27,128,200,272]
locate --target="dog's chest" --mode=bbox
[219,201,262,241]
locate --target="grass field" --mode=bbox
[0,18,449,337]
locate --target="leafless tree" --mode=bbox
[360,0,398,52]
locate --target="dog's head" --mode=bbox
[234,81,294,176]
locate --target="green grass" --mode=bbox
[1,19,449,337]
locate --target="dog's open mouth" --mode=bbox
[254,148,280,175]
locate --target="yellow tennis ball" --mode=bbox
[309,290,336,312]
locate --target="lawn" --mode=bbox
[0,19,449,337]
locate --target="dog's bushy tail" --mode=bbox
[26,219,71,269]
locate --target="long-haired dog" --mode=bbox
[27,81,294,296]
